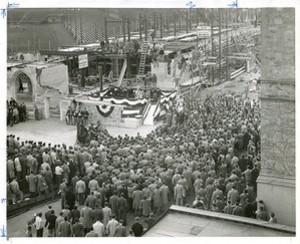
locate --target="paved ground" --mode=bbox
[7,192,195,237]
[144,211,292,237]
[7,119,158,147]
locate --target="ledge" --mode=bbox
[257,174,295,188]
[259,78,295,86]
[259,96,295,102]
[169,205,295,235]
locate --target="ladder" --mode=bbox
[138,42,149,76]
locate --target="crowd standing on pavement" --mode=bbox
[7,92,276,238]
[7,98,27,127]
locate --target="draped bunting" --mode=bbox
[96,104,115,117]
[156,91,177,119]
[88,93,147,106]
[105,97,148,106]
[89,96,101,101]
[160,91,177,104]
[160,90,175,97]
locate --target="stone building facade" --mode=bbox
[7,62,69,118]
[257,8,295,226]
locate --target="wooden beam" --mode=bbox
[227,56,251,60]
[39,50,126,59]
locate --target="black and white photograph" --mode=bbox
[2,0,298,240]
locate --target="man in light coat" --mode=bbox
[160,182,169,213]
[80,203,93,235]
[26,172,37,197]
[75,177,86,205]
[92,218,105,237]
[106,215,118,237]
[227,185,240,205]
[174,183,185,206]
[57,216,73,237]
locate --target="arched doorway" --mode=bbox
[13,72,34,108]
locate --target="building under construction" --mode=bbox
[6,7,296,238]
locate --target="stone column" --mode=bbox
[43,97,50,119]
[257,8,295,226]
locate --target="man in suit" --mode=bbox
[44,205,52,222]
[55,212,64,235]
[114,220,127,237]
[81,202,93,234]
[244,199,255,218]
[160,182,169,213]
[45,210,57,237]
[59,179,68,209]
[71,174,79,193]
[66,189,76,210]
[109,191,119,216]
[70,206,80,224]
[251,164,260,192]
[43,167,53,198]
[211,185,224,203]
[72,218,84,237]
[223,201,234,214]
[26,172,37,198]
[57,216,73,237]
[232,202,243,216]
[92,204,103,224]
[85,192,97,210]
[10,178,23,203]
[117,193,127,225]
[75,176,86,205]
[227,186,240,205]
[174,182,185,206]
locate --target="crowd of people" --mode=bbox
[65,100,89,126]
[7,91,278,238]
[7,98,27,127]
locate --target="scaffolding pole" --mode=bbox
[144,13,148,41]
[127,18,131,42]
[74,10,77,41]
[160,13,163,38]
[122,16,126,42]
[211,9,214,84]
[173,12,177,36]
[186,10,188,33]
[226,9,229,80]
[80,9,83,44]
[211,9,214,56]
[139,14,142,41]
[218,9,222,83]
[189,9,192,31]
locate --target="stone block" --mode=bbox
[257,175,295,226]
